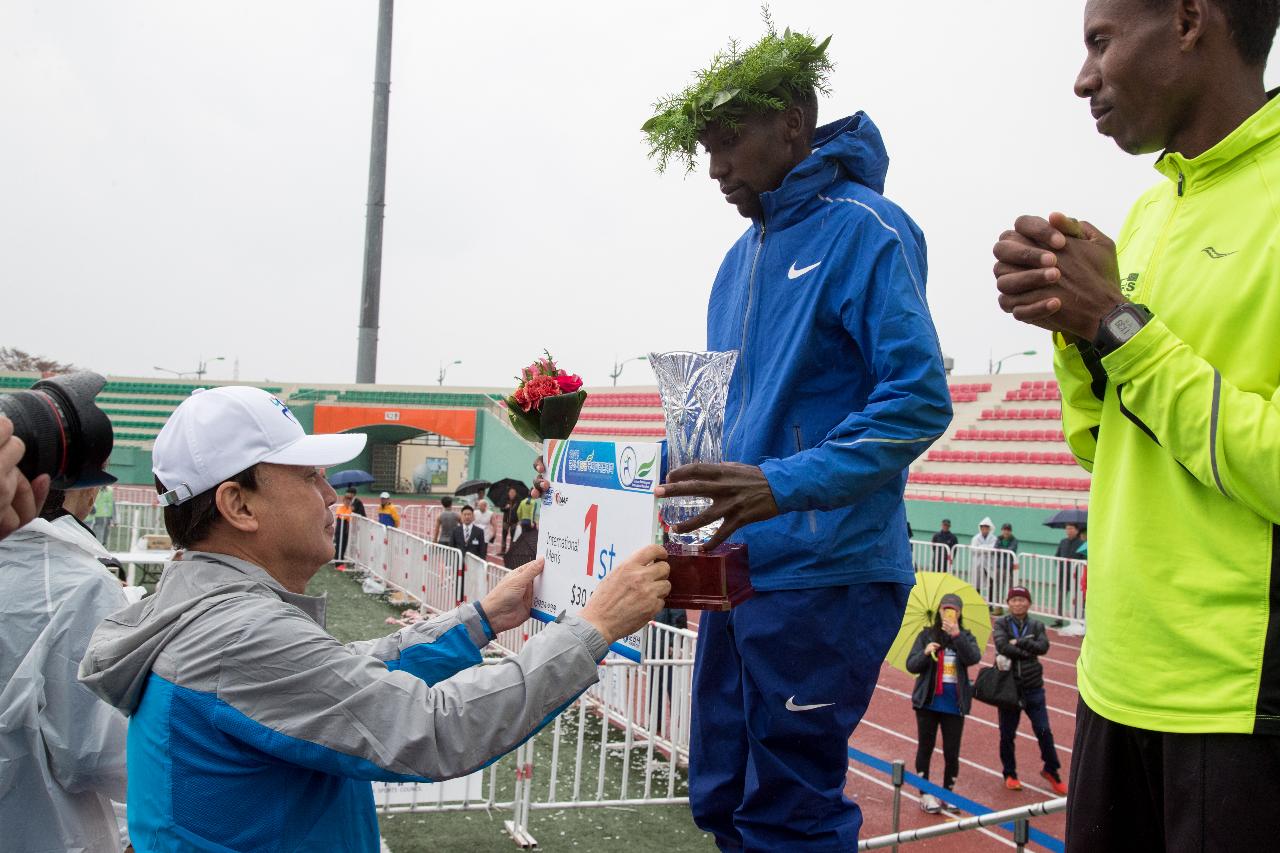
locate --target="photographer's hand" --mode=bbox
[0,416,49,540]
[655,463,779,552]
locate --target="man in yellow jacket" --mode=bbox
[992,0,1280,847]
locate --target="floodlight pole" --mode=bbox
[355,0,395,384]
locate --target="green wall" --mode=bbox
[106,444,154,486]
[470,409,539,486]
[906,499,1071,557]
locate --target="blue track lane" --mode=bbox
[847,746,1065,852]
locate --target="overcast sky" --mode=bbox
[4,1,1277,388]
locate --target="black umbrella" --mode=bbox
[488,478,529,508]
[455,479,491,498]
[1043,508,1088,529]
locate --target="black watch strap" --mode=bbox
[1092,302,1153,356]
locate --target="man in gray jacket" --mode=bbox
[79,386,670,851]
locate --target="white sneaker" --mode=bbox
[919,793,942,814]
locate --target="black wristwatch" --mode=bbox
[1092,302,1153,356]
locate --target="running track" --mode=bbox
[844,628,1079,851]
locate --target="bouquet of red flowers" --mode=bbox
[506,351,587,442]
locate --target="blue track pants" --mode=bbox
[689,581,909,851]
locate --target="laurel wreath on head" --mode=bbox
[641,7,833,174]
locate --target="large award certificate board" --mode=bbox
[532,439,662,662]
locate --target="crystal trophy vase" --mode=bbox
[648,350,753,610]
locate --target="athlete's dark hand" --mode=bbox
[994,213,1125,342]
[655,462,779,552]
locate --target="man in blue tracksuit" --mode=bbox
[648,25,952,850]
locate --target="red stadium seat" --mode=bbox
[1033,380,1046,389]
[981,409,994,420]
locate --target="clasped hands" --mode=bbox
[992,211,1127,343]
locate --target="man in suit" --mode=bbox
[449,506,487,562]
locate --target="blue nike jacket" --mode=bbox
[707,112,951,591]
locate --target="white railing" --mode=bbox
[912,539,1085,623]
[910,540,952,573]
[350,514,462,613]
[400,504,441,540]
[107,501,167,552]
[949,544,1020,606]
[1016,552,1086,621]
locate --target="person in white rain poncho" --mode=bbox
[969,517,1000,605]
[0,485,131,853]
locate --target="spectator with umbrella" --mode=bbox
[345,487,366,518]
[328,469,376,489]
[886,573,988,814]
[488,479,528,555]
[1045,510,1086,616]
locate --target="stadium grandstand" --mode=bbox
[1,368,1085,558]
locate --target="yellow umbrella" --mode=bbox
[885,571,992,675]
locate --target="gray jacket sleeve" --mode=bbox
[208,598,605,781]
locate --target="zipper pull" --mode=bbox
[1177,171,1185,197]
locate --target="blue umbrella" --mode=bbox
[329,469,376,487]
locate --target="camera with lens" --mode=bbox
[0,372,116,488]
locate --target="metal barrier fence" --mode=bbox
[911,540,1085,624]
[1017,553,1086,622]
[348,515,462,613]
[107,502,167,552]
[910,540,952,572]
[400,504,441,540]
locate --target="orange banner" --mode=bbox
[313,405,477,445]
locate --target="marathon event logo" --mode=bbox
[546,440,659,493]
[618,445,656,491]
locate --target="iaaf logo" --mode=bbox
[554,491,570,506]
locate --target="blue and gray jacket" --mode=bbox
[708,112,952,590]
[78,552,607,851]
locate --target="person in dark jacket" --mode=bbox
[931,519,958,571]
[992,586,1067,795]
[1053,523,1085,619]
[905,593,982,813]
[448,506,487,561]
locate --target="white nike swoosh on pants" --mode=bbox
[785,695,835,712]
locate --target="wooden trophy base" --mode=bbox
[663,543,753,611]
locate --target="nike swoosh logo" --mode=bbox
[787,260,822,280]
[785,696,834,712]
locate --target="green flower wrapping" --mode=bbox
[642,10,833,174]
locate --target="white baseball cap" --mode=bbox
[154,386,367,506]
[379,491,390,499]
